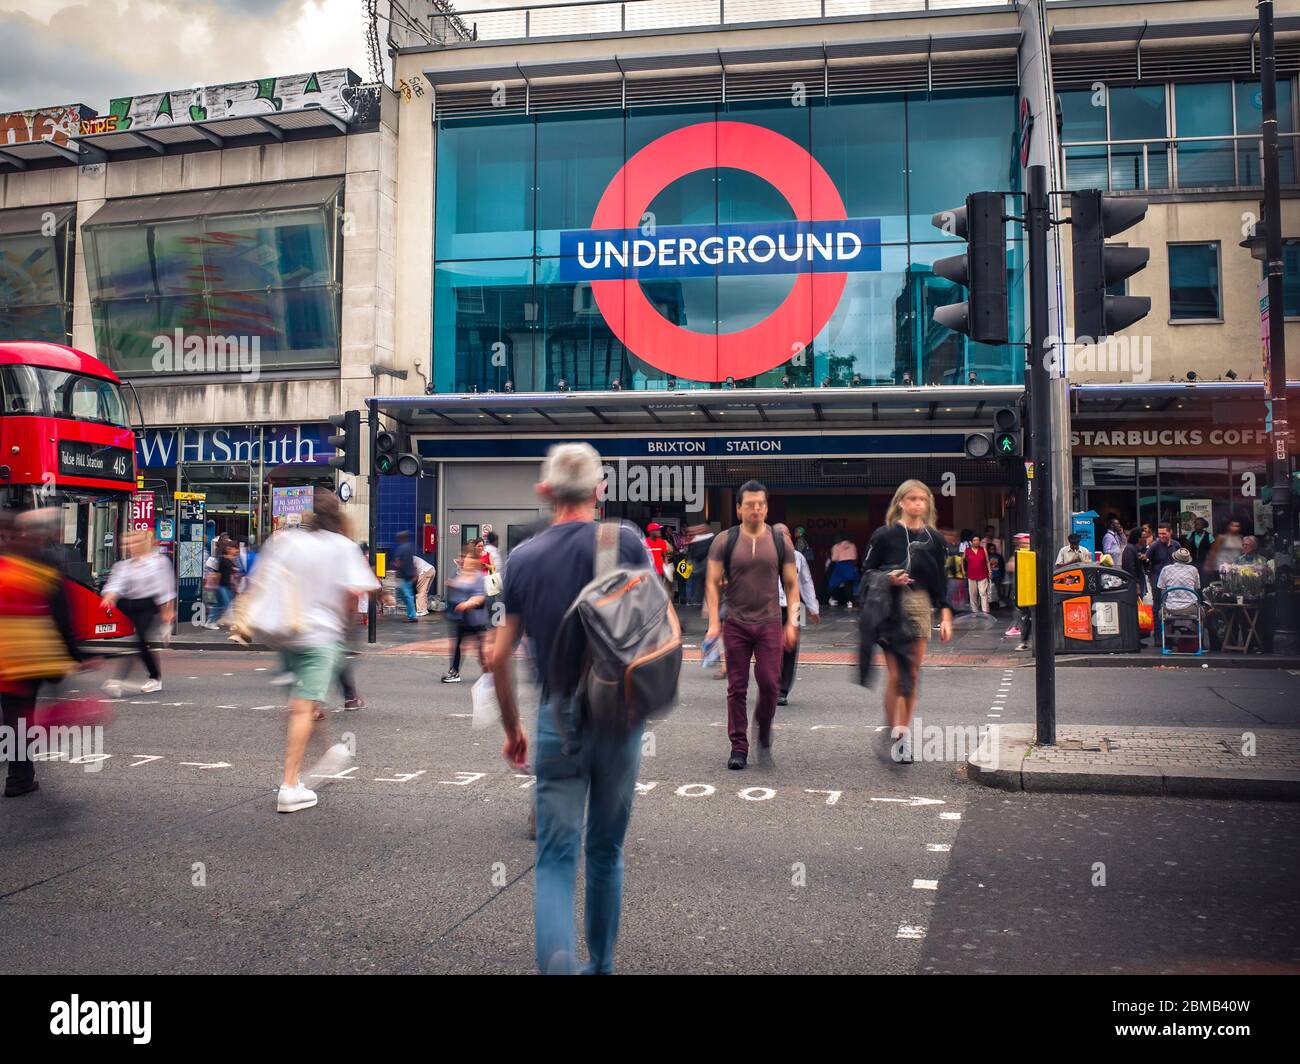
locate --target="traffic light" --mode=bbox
[326,410,360,476]
[930,191,1008,345]
[1070,189,1151,340]
[374,427,421,477]
[963,406,1021,459]
[991,405,1021,457]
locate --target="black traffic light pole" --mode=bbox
[1261,0,1296,653]
[1027,164,1056,746]
[367,397,379,645]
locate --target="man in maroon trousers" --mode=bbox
[704,481,799,771]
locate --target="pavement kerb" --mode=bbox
[967,724,1300,801]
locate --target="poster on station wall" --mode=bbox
[272,486,314,531]
[130,491,155,532]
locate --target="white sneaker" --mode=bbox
[307,741,353,780]
[204,622,220,630]
[829,598,838,607]
[139,678,162,694]
[276,782,318,812]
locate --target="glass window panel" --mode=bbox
[0,303,68,344]
[532,267,633,390]
[1158,456,1230,487]
[1286,245,1300,317]
[907,90,1018,242]
[536,111,623,257]
[813,94,907,244]
[720,101,809,227]
[244,287,339,366]
[1175,82,1233,137]
[814,244,907,386]
[95,294,212,374]
[0,232,63,306]
[1236,139,1296,186]
[1176,140,1236,187]
[433,259,536,392]
[1235,80,1294,135]
[1065,144,1109,191]
[435,117,535,260]
[201,209,333,291]
[1110,142,1169,190]
[1081,457,1137,485]
[1059,88,1107,142]
[43,370,130,427]
[1108,85,1167,140]
[87,219,206,299]
[626,106,717,230]
[1168,243,1221,319]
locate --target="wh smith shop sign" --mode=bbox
[136,425,337,469]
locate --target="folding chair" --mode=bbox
[1160,586,1205,656]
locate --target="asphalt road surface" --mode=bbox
[1,648,1297,974]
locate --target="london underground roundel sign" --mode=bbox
[559,121,881,383]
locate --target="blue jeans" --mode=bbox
[209,586,233,624]
[397,578,416,619]
[533,694,644,975]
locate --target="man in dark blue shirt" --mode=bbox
[1143,523,1182,634]
[492,443,651,975]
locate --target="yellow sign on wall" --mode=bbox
[174,491,207,501]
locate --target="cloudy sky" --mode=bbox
[0,0,383,113]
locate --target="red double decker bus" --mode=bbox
[0,341,139,640]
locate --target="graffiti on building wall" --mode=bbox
[0,104,93,146]
[107,69,366,131]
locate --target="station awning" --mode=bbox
[371,384,1025,433]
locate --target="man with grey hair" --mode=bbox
[492,442,653,974]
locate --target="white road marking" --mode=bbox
[805,789,842,805]
[447,713,472,719]
[913,879,939,890]
[675,783,715,797]
[129,755,163,768]
[870,796,945,807]
[216,705,239,710]
[68,753,111,765]
[310,766,359,781]
[809,724,843,731]
[254,667,268,671]
[178,761,232,769]
[251,705,276,711]
[926,843,951,852]
[988,713,1001,718]
[514,773,536,789]
[438,771,486,786]
[896,925,927,940]
[635,781,659,795]
[940,811,962,820]
[738,787,776,801]
[374,770,426,783]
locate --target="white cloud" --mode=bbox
[0,0,373,114]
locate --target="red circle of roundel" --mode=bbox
[589,121,848,383]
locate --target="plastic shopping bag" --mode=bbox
[471,674,501,730]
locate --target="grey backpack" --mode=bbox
[553,521,682,738]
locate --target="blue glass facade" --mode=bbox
[433,90,1024,392]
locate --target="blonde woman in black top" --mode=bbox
[861,479,953,763]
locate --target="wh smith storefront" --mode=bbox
[135,423,338,546]
[389,17,1036,580]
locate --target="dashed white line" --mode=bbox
[912,879,939,891]
[940,812,962,820]
[926,843,951,852]
[896,925,927,940]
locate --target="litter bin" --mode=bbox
[1052,563,1141,653]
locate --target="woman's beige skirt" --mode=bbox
[899,586,933,642]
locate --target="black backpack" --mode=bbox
[721,524,787,583]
